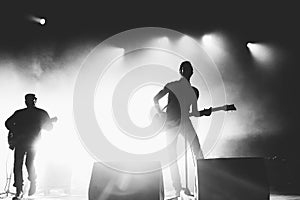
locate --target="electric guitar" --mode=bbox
[198,104,236,116]
[151,104,236,130]
[7,117,58,150]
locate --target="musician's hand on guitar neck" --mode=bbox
[200,107,212,116]
[190,107,212,117]
[191,104,236,118]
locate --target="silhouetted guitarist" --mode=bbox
[153,61,210,199]
[5,94,57,200]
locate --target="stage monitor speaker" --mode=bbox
[197,157,269,200]
[88,161,164,200]
[264,158,290,193]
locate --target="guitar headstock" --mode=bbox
[224,104,236,111]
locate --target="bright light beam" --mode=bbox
[128,84,165,128]
[247,42,274,66]
[147,36,170,48]
[156,36,169,46]
[39,18,46,25]
[200,32,228,62]
[29,16,46,26]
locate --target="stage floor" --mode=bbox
[271,195,300,200]
[1,194,300,200]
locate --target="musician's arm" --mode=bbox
[42,111,53,131]
[190,99,200,117]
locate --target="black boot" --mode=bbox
[12,187,23,200]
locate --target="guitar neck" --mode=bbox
[198,104,236,117]
[199,106,226,113]
[211,106,226,112]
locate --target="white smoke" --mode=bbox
[0,42,95,194]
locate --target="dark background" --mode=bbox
[0,0,299,193]
[1,1,299,53]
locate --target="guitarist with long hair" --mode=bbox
[153,61,211,199]
[5,93,57,200]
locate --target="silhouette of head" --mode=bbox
[25,93,37,108]
[179,61,193,79]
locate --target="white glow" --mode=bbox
[147,36,170,48]
[247,42,274,65]
[33,75,94,195]
[0,50,95,195]
[202,34,213,45]
[128,85,163,127]
[94,48,180,155]
[39,18,46,25]
[0,33,222,196]
[157,36,169,46]
[93,41,214,157]
[29,16,46,26]
[200,32,229,61]
[246,42,253,48]
[176,35,195,54]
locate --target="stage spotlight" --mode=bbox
[39,18,46,25]
[202,34,213,46]
[200,32,228,61]
[29,16,46,26]
[175,35,197,55]
[246,42,254,49]
[247,42,273,65]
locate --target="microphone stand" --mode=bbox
[0,150,15,199]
